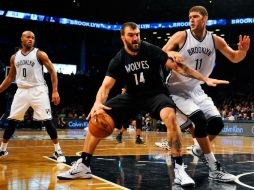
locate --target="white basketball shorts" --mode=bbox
[8,85,52,121]
[172,86,220,128]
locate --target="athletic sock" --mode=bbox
[204,152,217,170]
[81,152,92,167]
[193,138,199,146]
[0,142,8,151]
[54,142,61,152]
[172,156,183,167]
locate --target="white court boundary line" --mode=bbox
[43,156,130,190]
[235,172,254,189]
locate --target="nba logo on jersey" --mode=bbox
[46,109,51,115]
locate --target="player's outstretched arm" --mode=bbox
[165,58,229,87]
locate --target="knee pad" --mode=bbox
[189,111,207,138]
[3,120,17,140]
[44,120,58,139]
[207,117,224,136]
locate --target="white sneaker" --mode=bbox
[171,184,185,190]
[174,163,195,187]
[191,145,202,156]
[209,161,236,182]
[57,158,92,180]
[53,150,66,163]
[155,140,170,150]
[0,150,8,158]
[191,145,208,166]
[186,145,194,150]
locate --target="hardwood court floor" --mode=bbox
[0,128,253,190]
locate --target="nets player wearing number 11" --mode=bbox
[0,31,66,163]
[162,5,250,182]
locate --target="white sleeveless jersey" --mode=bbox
[14,48,46,88]
[167,29,216,93]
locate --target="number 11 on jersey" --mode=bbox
[134,72,145,85]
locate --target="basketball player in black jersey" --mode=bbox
[57,22,229,187]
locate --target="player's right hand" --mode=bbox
[87,102,112,120]
[52,91,60,105]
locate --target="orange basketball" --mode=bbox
[89,113,115,138]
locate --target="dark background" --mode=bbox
[0,0,253,118]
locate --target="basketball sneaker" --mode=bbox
[191,145,208,166]
[174,163,195,187]
[53,150,66,163]
[155,139,170,150]
[0,150,8,158]
[186,144,194,150]
[135,137,144,144]
[116,133,122,143]
[57,158,92,180]
[209,161,236,182]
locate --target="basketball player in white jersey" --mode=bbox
[159,6,250,182]
[0,31,66,162]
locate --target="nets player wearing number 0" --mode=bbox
[0,31,65,163]
[57,22,227,186]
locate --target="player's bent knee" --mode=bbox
[160,110,177,131]
[160,107,175,121]
[207,117,224,136]
[189,111,207,138]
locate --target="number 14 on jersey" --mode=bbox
[134,72,145,85]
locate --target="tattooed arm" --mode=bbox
[165,57,229,87]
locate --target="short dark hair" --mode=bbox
[189,6,208,17]
[120,22,139,36]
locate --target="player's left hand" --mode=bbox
[238,35,250,53]
[205,78,230,87]
[52,91,60,105]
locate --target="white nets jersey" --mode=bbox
[14,48,46,88]
[167,29,216,94]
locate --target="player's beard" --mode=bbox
[126,40,141,52]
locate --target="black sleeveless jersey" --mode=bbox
[106,41,169,96]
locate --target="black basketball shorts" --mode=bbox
[105,93,175,129]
